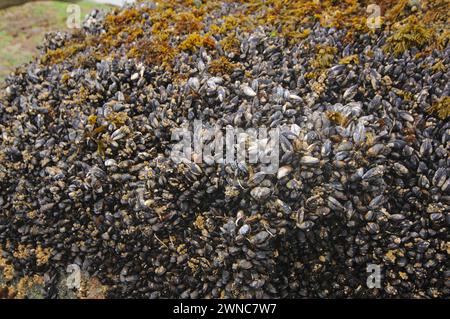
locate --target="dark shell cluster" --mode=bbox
[0,1,449,298]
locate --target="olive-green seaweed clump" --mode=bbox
[426,96,450,120]
[384,16,434,56]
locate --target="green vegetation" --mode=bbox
[0,0,112,81]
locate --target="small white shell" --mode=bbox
[300,156,320,165]
[277,165,293,179]
[241,84,256,97]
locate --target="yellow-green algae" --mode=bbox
[40,0,449,70]
[426,96,450,120]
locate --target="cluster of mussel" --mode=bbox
[0,2,448,298]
